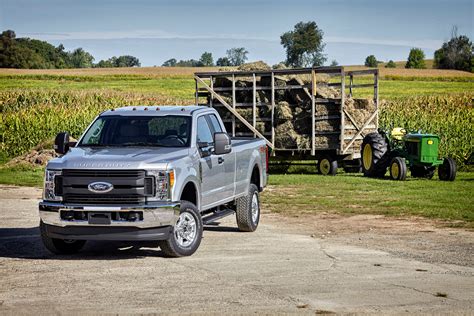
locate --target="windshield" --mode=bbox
[79,115,192,147]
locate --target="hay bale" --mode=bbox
[238,61,271,71]
[274,121,299,148]
[275,101,293,120]
[272,63,287,70]
[316,83,339,99]
[344,98,376,126]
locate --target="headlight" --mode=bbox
[147,170,175,201]
[43,169,62,202]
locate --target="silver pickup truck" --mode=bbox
[39,106,268,257]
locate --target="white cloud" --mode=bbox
[325,36,442,49]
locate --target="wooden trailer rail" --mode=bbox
[194,67,379,157]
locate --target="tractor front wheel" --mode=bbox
[438,158,456,181]
[389,157,407,181]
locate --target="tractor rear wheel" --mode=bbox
[438,158,456,181]
[389,157,407,181]
[361,132,390,178]
[318,156,338,176]
[410,165,435,179]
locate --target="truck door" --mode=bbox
[206,114,236,199]
[196,115,226,208]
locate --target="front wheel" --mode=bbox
[438,158,457,181]
[389,157,407,181]
[40,221,86,255]
[159,201,203,257]
[236,184,260,232]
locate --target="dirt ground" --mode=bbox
[0,185,473,314]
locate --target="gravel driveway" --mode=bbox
[0,185,473,314]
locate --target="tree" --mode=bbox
[216,57,231,66]
[330,60,338,66]
[405,48,426,69]
[434,28,473,72]
[385,60,396,68]
[69,48,94,68]
[162,58,177,67]
[226,47,248,66]
[280,21,327,67]
[175,59,202,67]
[113,55,140,67]
[199,52,214,66]
[364,55,378,67]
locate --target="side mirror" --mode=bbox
[54,132,70,155]
[213,132,231,155]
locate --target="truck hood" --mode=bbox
[46,146,190,170]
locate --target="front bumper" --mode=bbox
[39,201,180,229]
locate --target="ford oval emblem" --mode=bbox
[88,181,113,193]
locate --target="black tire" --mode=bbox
[389,157,407,181]
[159,201,203,257]
[438,157,457,181]
[40,221,86,255]
[236,184,260,232]
[361,132,390,178]
[410,165,435,179]
[318,156,338,176]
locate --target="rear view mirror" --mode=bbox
[213,132,231,155]
[54,132,70,155]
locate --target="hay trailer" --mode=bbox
[194,66,379,175]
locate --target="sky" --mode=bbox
[1,0,472,66]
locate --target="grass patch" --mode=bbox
[0,166,44,187]
[262,172,474,228]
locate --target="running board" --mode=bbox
[202,209,235,225]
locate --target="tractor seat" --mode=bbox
[391,127,407,140]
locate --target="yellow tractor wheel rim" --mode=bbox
[391,162,399,179]
[363,144,372,170]
[320,159,330,175]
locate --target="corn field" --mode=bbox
[1,90,473,167]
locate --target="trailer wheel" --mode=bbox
[40,221,86,255]
[343,159,362,173]
[389,157,407,181]
[236,184,260,232]
[318,156,338,176]
[159,201,203,257]
[410,165,435,179]
[361,132,390,178]
[438,157,456,181]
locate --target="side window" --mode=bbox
[207,114,223,133]
[196,116,213,144]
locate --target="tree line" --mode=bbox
[162,47,249,67]
[0,30,140,69]
[364,28,473,71]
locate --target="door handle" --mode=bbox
[218,157,224,164]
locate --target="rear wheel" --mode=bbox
[40,221,86,255]
[318,156,338,176]
[438,158,456,181]
[361,132,390,178]
[159,201,203,257]
[236,184,260,232]
[389,157,407,181]
[410,165,435,179]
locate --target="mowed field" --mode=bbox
[0,65,473,227]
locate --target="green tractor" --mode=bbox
[360,128,457,181]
